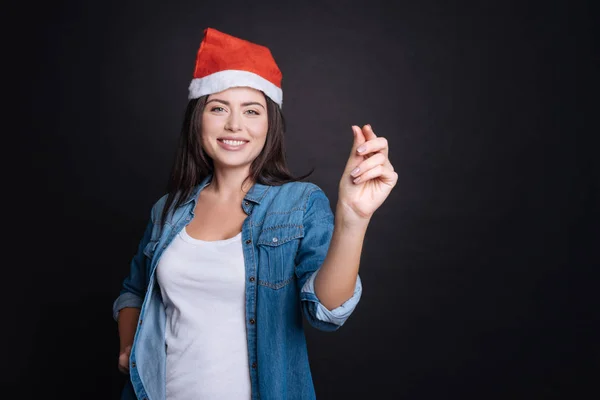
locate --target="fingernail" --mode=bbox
[357,145,366,153]
[351,167,360,176]
[353,177,361,184]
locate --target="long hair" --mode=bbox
[159,94,313,227]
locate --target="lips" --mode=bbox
[217,138,249,151]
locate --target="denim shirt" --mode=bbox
[112,175,363,400]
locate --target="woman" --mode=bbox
[112,27,397,400]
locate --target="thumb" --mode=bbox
[352,125,366,152]
[345,125,366,172]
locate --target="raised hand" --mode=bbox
[337,124,398,224]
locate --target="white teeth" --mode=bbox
[222,140,246,146]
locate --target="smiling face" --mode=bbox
[200,86,269,172]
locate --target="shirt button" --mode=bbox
[272,237,278,243]
[249,277,255,282]
[252,362,257,369]
[245,239,252,244]
[249,318,255,325]
[139,319,142,325]
[244,201,249,206]
[131,362,136,368]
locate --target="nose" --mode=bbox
[225,112,242,132]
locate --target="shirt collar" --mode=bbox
[181,174,271,206]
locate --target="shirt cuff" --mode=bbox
[112,292,143,321]
[301,270,362,326]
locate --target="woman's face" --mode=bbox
[201,86,268,171]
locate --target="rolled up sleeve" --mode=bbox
[112,218,153,321]
[112,292,144,321]
[301,270,362,327]
[296,188,363,332]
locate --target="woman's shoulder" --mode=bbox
[273,180,327,199]
[265,181,332,213]
[148,193,171,223]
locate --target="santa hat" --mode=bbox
[188,27,283,107]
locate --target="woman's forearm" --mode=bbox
[118,307,141,351]
[314,206,369,310]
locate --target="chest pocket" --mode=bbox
[256,223,304,289]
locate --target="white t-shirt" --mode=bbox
[156,226,251,399]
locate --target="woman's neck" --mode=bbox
[205,167,254,202]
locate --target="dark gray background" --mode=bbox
[9,0,598,399]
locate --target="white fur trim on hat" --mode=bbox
[188,70,283,107]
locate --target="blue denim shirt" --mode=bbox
[112,175,363,400]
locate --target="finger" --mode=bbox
[386,159,394,172]
[362,124,377,141]
[364,125,390,161]
[353,164,398,186]
[118,359,130,374]
[357,136,389,159]
[350,153,386,178]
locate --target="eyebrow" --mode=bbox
[206,98,266,109]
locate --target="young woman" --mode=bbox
[112,27,398,400]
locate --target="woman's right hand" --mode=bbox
[117,307,141,375]
[118,345,132,374]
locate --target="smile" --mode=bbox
[217,139,249,151]
[221,139,246,146]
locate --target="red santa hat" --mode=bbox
[188,27,283,107]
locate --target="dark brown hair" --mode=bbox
[159,93,312,227]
